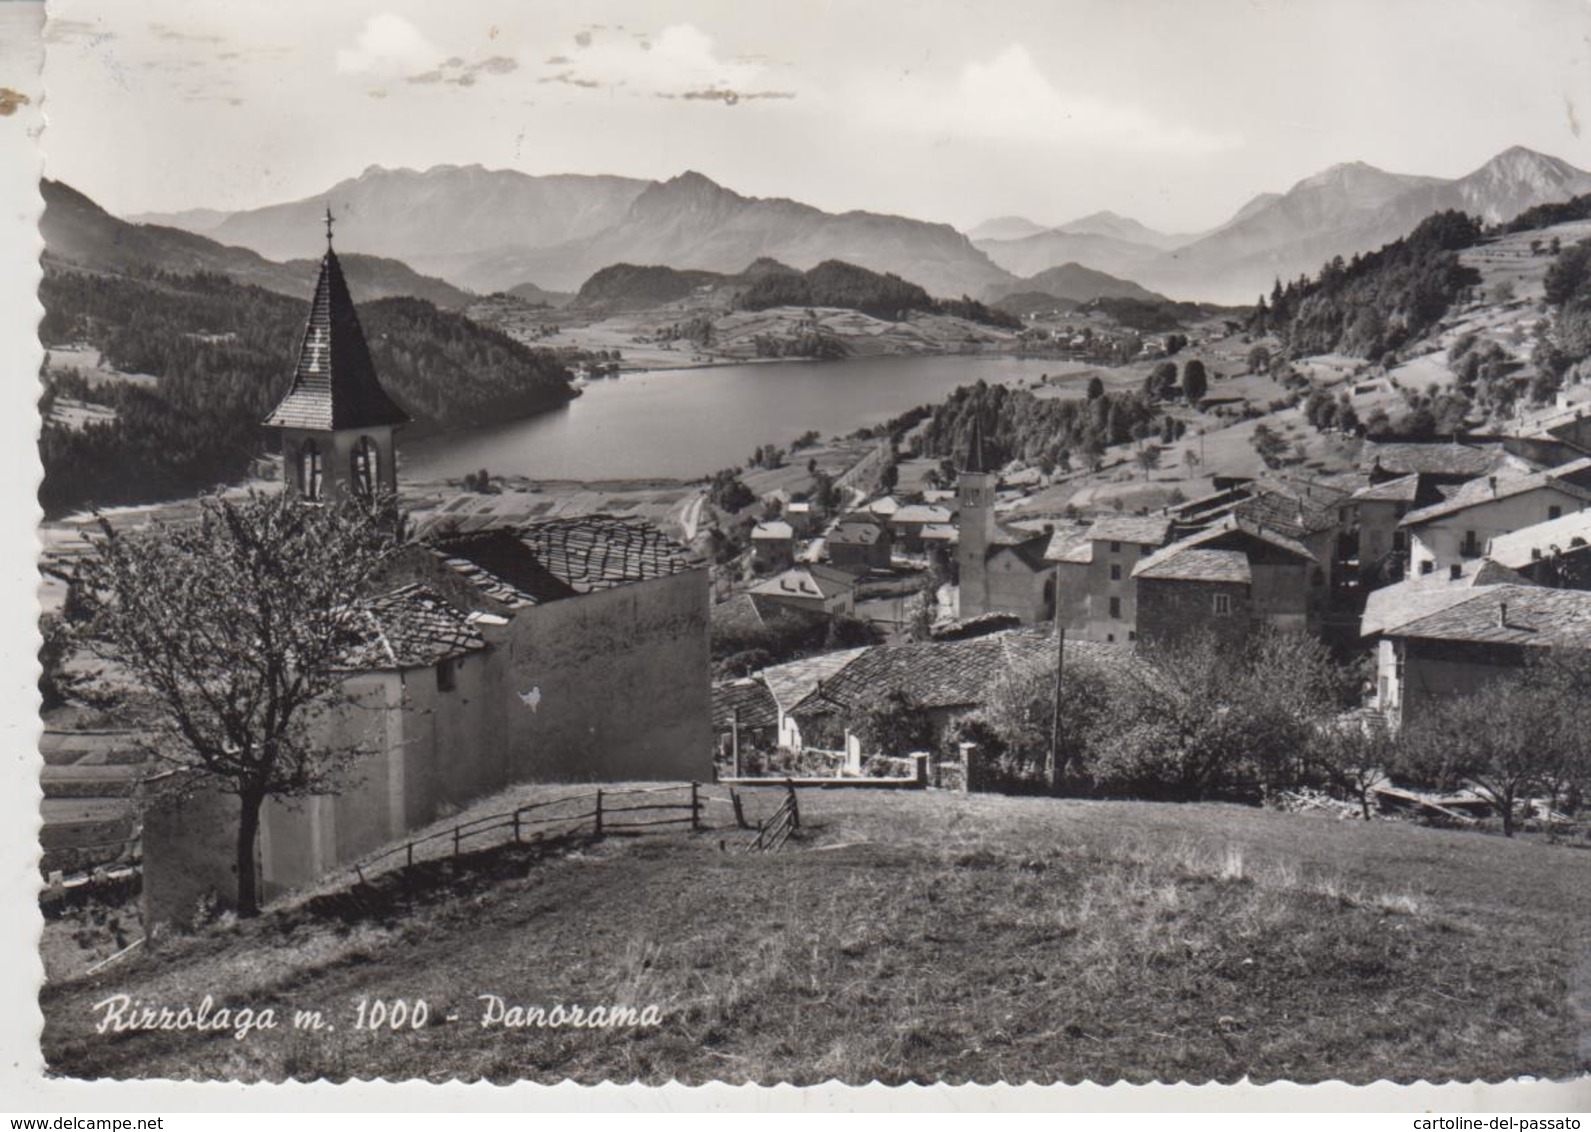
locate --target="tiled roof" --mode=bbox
[988,527,1053,570]
[263,249,411,432]
[866,496,901,517]
[1045,525,1095,564]
[892,504,954,525]
[1359,441,1507,479]
[752,520,794,540]
[1352,473,1423,503]
[1387,584,1591,649]
[431,515,690,609]
[750,564,855,601]
[1180,514,1318,563]
[712,678,779,731]
[1231,483,1342,537]
[1486,509,1591,568]
[345,583,486,671]
[1083,514,1172,546]
[791,629,1131,716]
[1132,546,1251,584]
[920,523,959,542]
[760,647,872,714]
[828,519,886,545]
[1358,568,1526,638]
[1400,460,1591,527]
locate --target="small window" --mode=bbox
[1109,541,1121,553]
[1420,560,1434,575]
[1109,596,1122,619]
[298,439,323,501]
[1106,633,1115,643]
[1213,593,1232,616]
[1140,544,1152,556]
[436,658,457,692]
[351,436,378,500]
[1549,505,1563,521]
[1110,564,1122,581]
[1128,631,1137,642]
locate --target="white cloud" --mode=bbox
[869,44,1240,156]
[335,13,441,76]
[543,24,773,96]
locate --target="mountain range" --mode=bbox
[137,166,1010,300]
[100,145,1591,310]
[47,180,472,309]
[972,147,1591,303]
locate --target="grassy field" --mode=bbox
[40,787,1591,1085]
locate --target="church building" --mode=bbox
[144,217,712,921]
[264,213,409,504]
[955,419,1055,624]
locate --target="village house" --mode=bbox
[891,502,955,554]
[1050,514,1174,643]
[783,629,1130,768]
[746,563,857,620]
[710,676,780,766]
[826,512,893,572]
[143,233,712,919]
[1366,582,1591,726]
[750,519,796,570]
[1484,508,1591,588]
[757,647,873,751]
[1132,515,1320,644]
[783,500,816,537]
[1400,459,1591,577]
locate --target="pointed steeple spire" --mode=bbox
[263,223,409,432]
[964,415,989,475]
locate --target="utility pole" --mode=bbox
[731,707,741,778]
[1048,572,1065,794]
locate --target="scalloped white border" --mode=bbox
[4,0,1589,1111]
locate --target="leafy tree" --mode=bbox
[707,469,756,513]
[1086,375,1105,401]
[1402,669,1576,837]
[1144,361,1179,401]
[1308,717,1401,821]
[1135,444,1162,478]
[844,688,936,758]
[1249,422,1289,469]
[68,490,404,915]
[1181,359,1208,404]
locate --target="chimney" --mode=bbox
[1488,475,1498,495]
[1449,563,1462,580]
[1498,602,1508,628]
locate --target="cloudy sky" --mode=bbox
[37,0,1591,233]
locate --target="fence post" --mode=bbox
[731,789,748,830]
[453,827,461,857]
[787,784,800,830]
[690,782,701,832]
[595,789,604,837]
[406,842,414,870]
[512,810,521,844]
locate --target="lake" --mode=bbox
[401,355,1095,482]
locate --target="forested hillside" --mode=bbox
[39,267,574,514]
[739,260,1020,329]
[1250,211,1483,359]
[910,380,1161,474]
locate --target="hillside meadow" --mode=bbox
[40,787,1591,1085]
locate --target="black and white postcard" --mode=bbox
[7,0,1591,1113]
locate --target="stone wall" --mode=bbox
[503,568,712,782]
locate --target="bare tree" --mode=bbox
[69,490,404,914]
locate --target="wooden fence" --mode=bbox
[350,782,705,886]
[748,785,800,853]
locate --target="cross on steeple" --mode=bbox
[324,206,335,249]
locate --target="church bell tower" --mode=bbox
[956,416,996,618]
[263,209,410,503]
